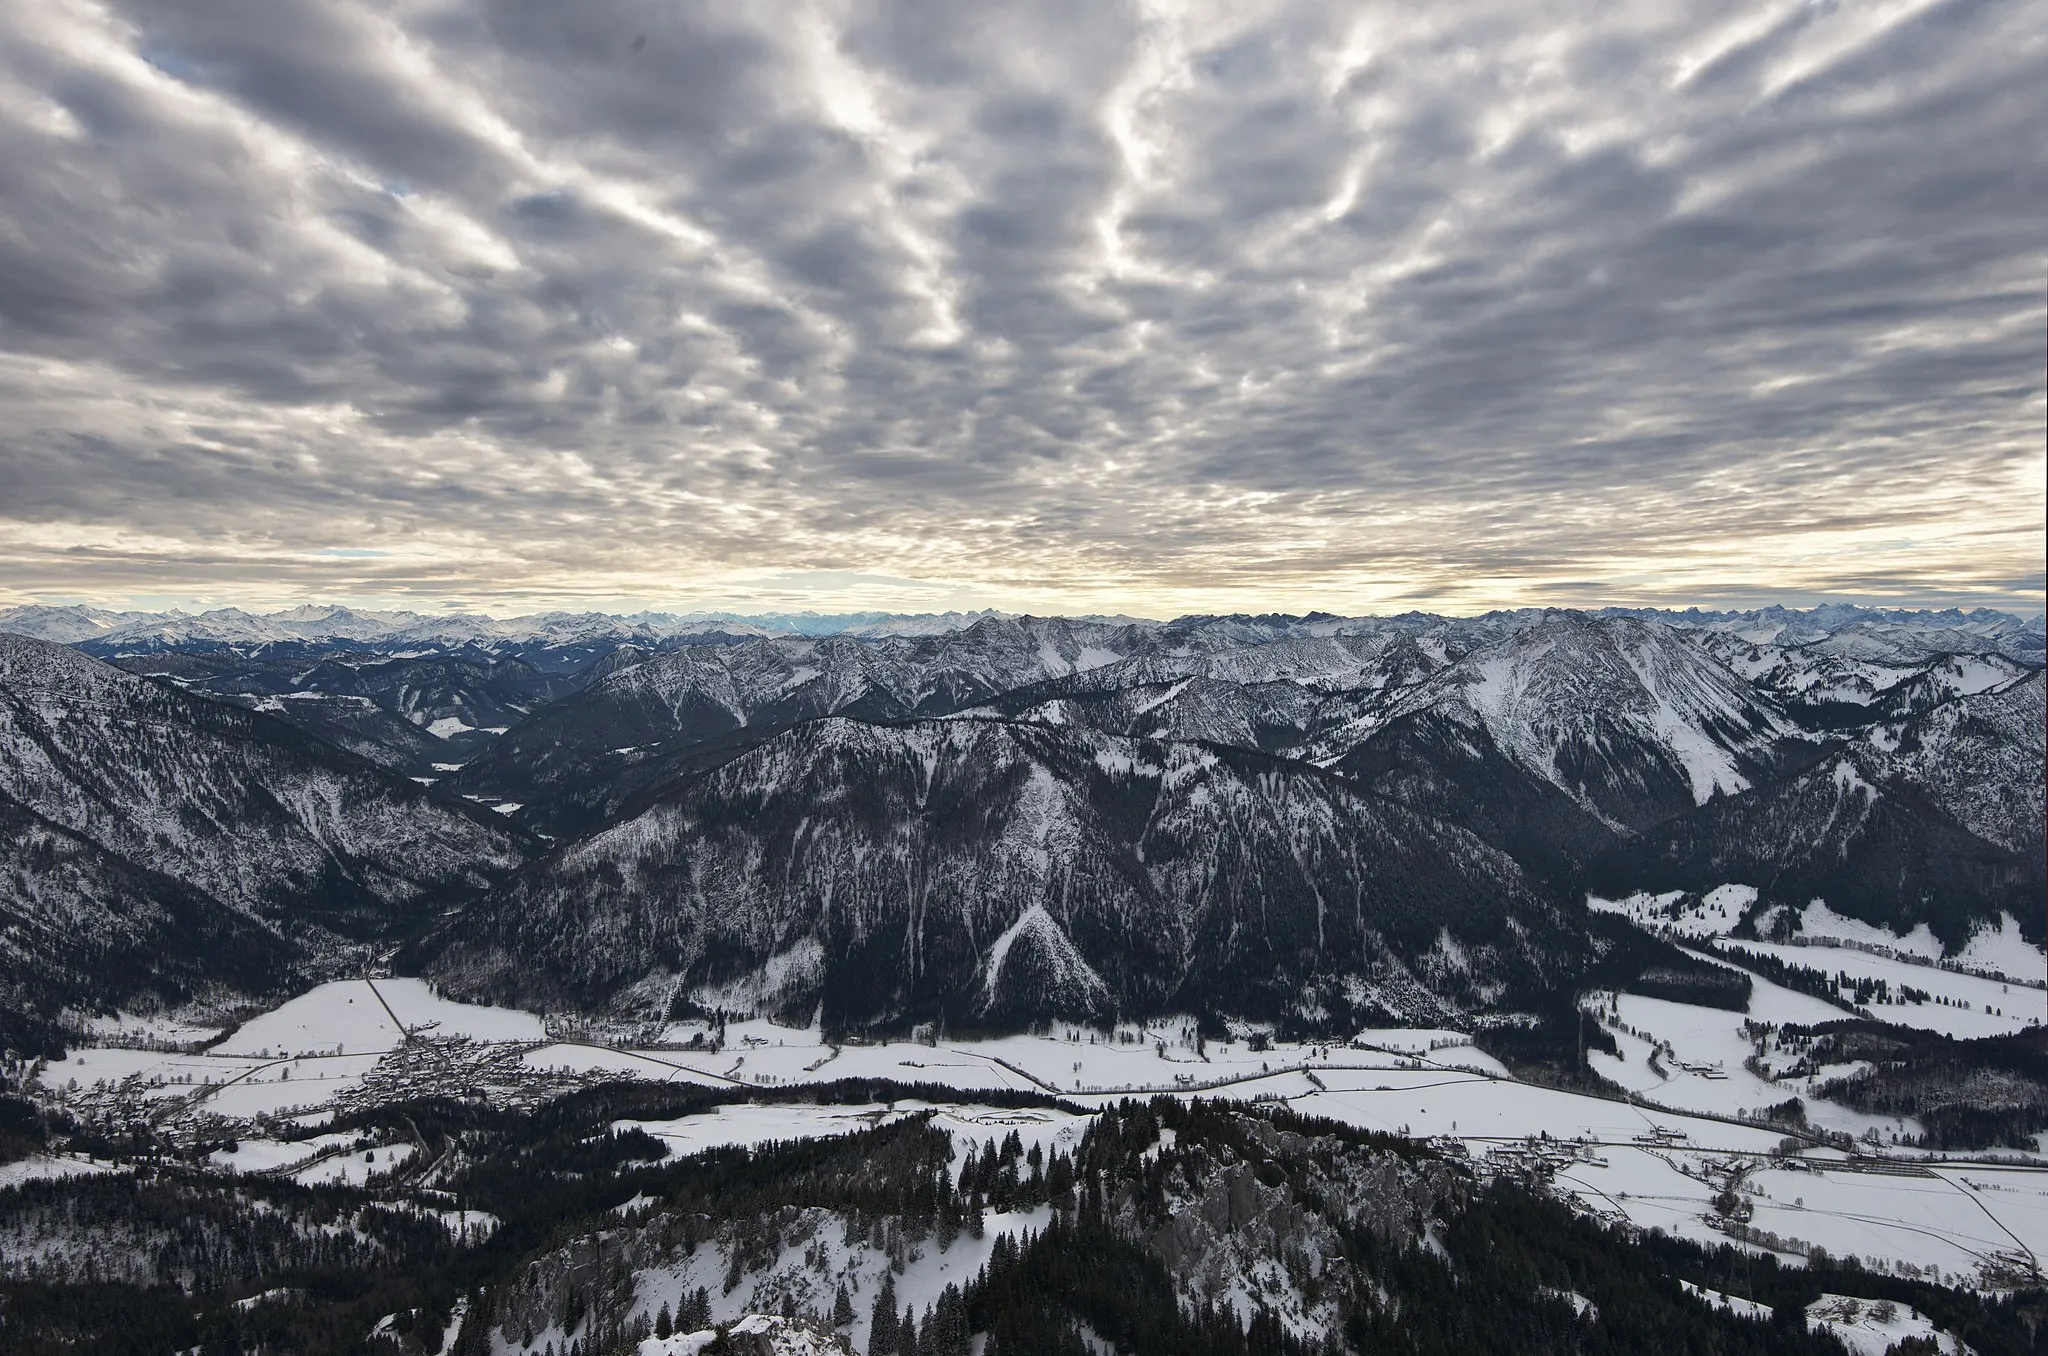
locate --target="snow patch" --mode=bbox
[1806,1293,1960,1355]
[1681,1281,1770,1322]
[0,1155,118,1190]
[1957,913,2046,988]
[981,905,1111,1015]
[80,1012,225,1047]
[209,1133,354,1174]
[1540,1286,1599,1321]
[1793,901,1944,963]
[292,1142,416,1186]
[690,936,826,1017]
[1586,887,1752,941]
[622,1103,920,1157]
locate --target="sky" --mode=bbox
[0,0,2041,620]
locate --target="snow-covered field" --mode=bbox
[520,1043,707,1081]
[209,1131,357,1175]
[1783,902,1948,963]
[620,1101,1090,1162]
[292,1141,416,1186]
[1588,885,1757,941]
[204,1131,418,1185]
[377,981,550,1043]
[1743,1164,2037,1284]
[1807,1293,1964,1355]
[1955,914,2047,986]
[80,1011,226,1047]
[0,1154,118,1190]
[1711,939,2040,1038]
[28,971,2048,1290]
[1590,987,1916,1142]
[1591,891,2047,994]
[216,978,544,1056]
[1785,904,2045,991]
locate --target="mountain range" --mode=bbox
[0,633,531,1049]
[0,602,2039,1045]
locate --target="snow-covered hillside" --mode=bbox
[1339,613,1797,828]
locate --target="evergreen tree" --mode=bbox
[868,1272,899,1356]
[993,1157,1019,1212]
[654,1302,672,1340]
[930,1285,969,1356]
[1046,1151,1075,1213]
[723,1246,744,1294]
[900,1306,919,1356]
[833,1283,855,1328]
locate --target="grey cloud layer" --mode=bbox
[0,0,2040,613]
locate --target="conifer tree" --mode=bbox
[833,1283,855,1328]
[868,1272,899,1356]
[930,1285,969,1356]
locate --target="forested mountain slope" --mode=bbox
[0,635,532,1035]
[426,717,1578,1033]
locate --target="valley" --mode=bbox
[1,600,2042,1354]
[25,953,2048,1295]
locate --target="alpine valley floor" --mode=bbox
[22,925,2048,1301]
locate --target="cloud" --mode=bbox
[0,0,2039,616]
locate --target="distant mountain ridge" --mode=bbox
[0,603,1041,649]
[2,600,2038,654]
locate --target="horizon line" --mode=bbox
[3,598,2042,627]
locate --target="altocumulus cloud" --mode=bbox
[0,0,2040,615]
